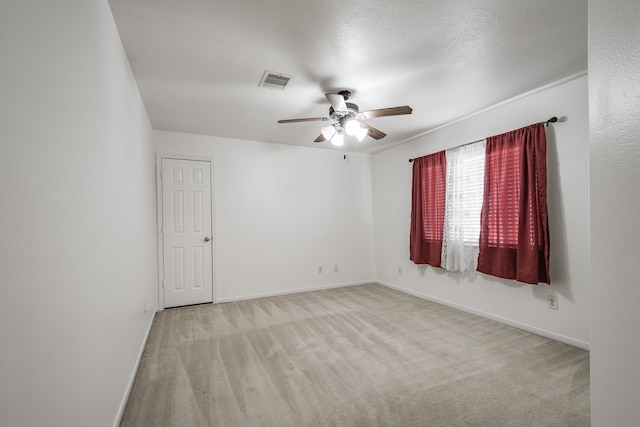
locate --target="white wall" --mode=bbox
[155,131,375,301]
[0,1,157,427]
[589,0,640,424]
[371,75,589,348]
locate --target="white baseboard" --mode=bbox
[216,280,375,303]
[376,281,590,351]
[113,310,157,427]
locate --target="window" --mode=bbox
[411,122,550,284]
[441,140,486,271]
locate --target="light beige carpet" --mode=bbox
[121,284,590,427]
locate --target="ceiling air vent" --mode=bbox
[259,70,293,89]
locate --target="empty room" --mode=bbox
[1,0,639,426]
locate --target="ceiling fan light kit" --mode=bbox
[278,89,412,146]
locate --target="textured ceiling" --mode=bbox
[108,0,587,154]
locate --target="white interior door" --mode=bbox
[161,158,213,308]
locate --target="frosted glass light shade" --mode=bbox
[344,119,361,136]
[331,132,344,147]
[354,126,368,141]
[321,125,336,140]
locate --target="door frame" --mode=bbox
[156,153,216,310]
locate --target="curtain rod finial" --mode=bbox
[545,117,558,126]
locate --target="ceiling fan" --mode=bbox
[277,90,412,146]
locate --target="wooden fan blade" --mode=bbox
[360,106,413,119]
[360,122,387,140]
[278,117,329,123]
[326,93,348,112]
[314,134,326,143]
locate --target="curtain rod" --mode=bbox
[408,116,558,162]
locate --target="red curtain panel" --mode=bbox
[477,123,550,284]
[410,151,447,267]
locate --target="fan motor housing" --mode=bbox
[329,102,359,121]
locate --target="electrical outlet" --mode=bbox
[547,295,558,310]
[333,264,339,273]
[318,266,323,274]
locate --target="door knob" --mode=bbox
[204,237,211,242]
